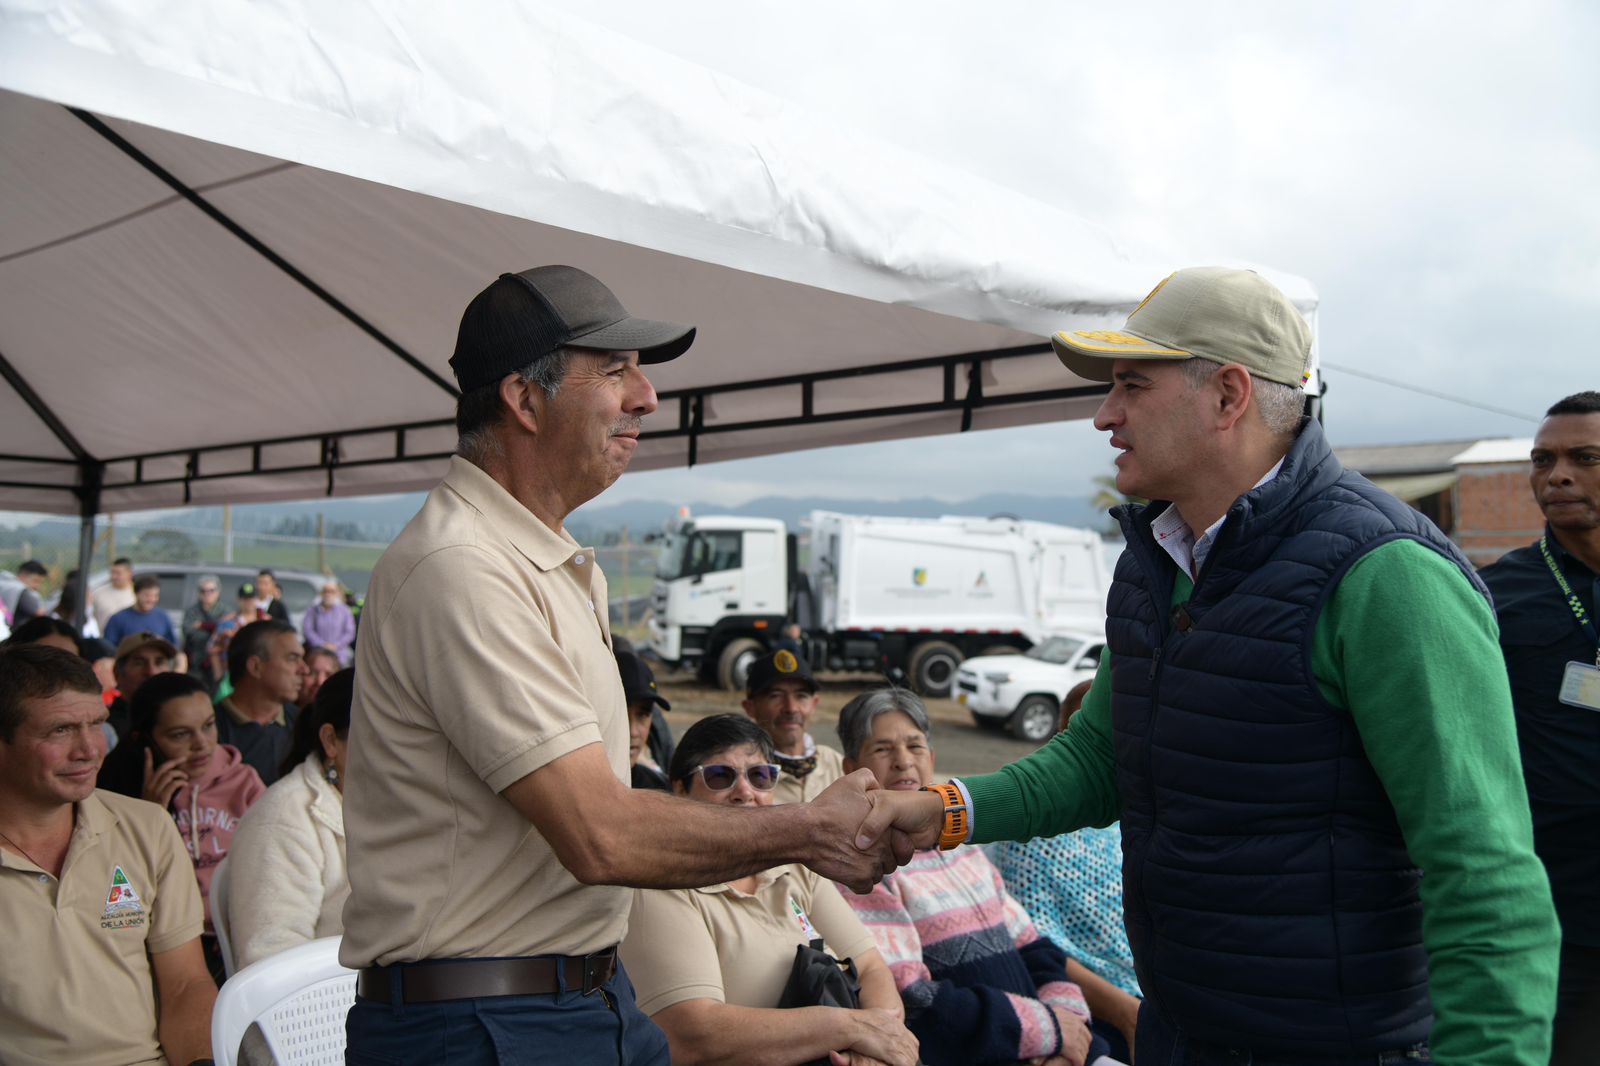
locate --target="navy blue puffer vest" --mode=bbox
[1108,419,1486,1054]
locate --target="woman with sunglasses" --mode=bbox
[620,714,917,1066]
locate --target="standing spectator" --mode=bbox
[207,581,264,694]
[301,578,356,665]
[91,557,136,632]
[215,620,307,787]
[621,714,917,1066]
[742,650,846,803]
[180,575,225,687]
[104,575,176,647]
[255,570,289,624]
[227,669,353,968]
[52,569,84,630]
[617,650,672,791]
[836,688,1099,1066]
[0,644,216,1066]
[1480,389,1600,1066]
[105,633,178,743]
[297,647,341,710]
[98,671,265,981]
[0,560,49,625]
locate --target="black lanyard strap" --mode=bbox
[1538,534,1599,664]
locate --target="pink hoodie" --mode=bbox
[170,743,266,932]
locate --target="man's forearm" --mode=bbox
[158,976,216,1066]
[507,750,905,893]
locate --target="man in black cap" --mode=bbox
[742,650,845,804]
[341,266,919,1066]
[617,651,671,792]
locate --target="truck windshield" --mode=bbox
[1025,636,1085,664]
[656,529,743,580]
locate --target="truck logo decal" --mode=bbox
[912,568,928,586]
[974,571,988,589]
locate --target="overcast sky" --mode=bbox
[544,0,1599,507]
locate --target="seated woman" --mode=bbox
[226,668,353,969]
[988,682,1141,1062]
[834,687,1110,1066]
[98,670,266,981]
[620,714,918,1066]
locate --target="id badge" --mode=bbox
[1558,661,1600,711]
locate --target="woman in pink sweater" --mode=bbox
[102,671,265,981]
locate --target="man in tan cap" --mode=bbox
[858,267,1560,1066]
[342,266,916,1065]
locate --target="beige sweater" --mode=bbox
[227,753,349,969]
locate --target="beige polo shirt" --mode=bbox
[773,742,846,805]
[341,457,629,967]
[622,863,877,1015]
[0,790,204,1066]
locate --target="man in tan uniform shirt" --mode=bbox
[0,644,216,1066]
[342,266,919,1065]
[742,649,847,803]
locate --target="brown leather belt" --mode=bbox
[356,948,618,1004]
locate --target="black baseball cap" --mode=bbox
[746,650,819,696]
[450,265,697,392]
[616,651,671,712]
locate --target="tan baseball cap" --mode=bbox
[1052,266,1312,388]
[113,631,177,665]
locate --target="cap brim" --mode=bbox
[570,317,696,364]
[1051,329,1192,382]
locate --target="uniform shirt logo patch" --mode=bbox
[101,865,148,929]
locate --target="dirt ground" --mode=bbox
[651,668,1046,779]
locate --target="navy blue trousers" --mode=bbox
[345,961,669,1066]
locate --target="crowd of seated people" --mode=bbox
[5,593,1152,1066]
[620,713,919,1066]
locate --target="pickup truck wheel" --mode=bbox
[1008,695,1058,742]
[716,638,764,692]
[907,640,962,698]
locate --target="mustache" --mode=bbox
[610,416,643,436]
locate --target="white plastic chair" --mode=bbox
[210,854,236,977]
[212,936,354,1066]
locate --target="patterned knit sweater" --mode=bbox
[839,846,1090,1065]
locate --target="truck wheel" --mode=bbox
[907,640,962,698]
[1008,695,1058,743]
[717,638,764,692]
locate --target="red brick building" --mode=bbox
[1335,438,1543,568]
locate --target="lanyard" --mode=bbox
[1538,534,1600,665]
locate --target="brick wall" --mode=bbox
[1453,462,1544,567]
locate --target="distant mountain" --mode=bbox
[5,491,1106,544]
[568,492,1104,537]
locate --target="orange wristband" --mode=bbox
[921,782,968,851]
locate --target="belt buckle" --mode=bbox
[580,948,613,996]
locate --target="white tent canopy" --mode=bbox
[0,2,1317,525]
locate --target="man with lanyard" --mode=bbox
[342,266,915,1064]
[857,267,1560,1066]
[1480,390,1600,1066]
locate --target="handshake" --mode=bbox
[800,770,951,894]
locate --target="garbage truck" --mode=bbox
[646,510,1111,695]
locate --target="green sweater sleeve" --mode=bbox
[1313,539,1558,1066]
[961,651,1120,843]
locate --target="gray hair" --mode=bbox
[455,348,572,465]
[836,687,932,761]
[1179,358,1305,440]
